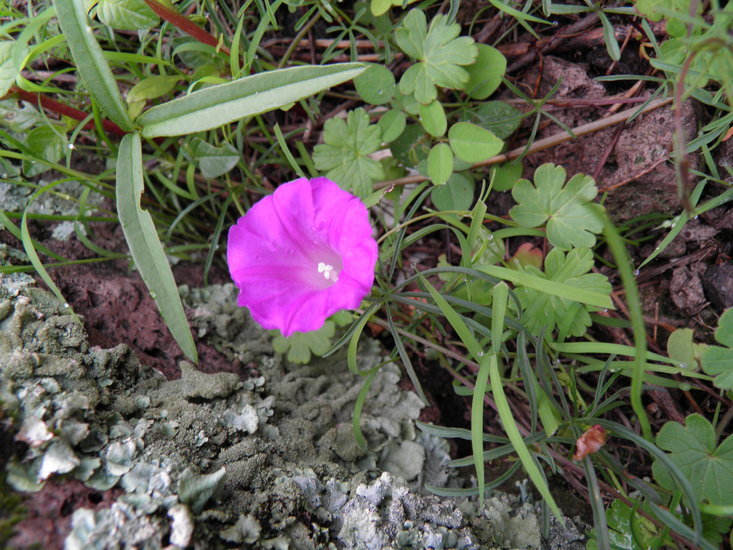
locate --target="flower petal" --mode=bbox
[227,177,378,336]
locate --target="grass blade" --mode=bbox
[472,355,490,504]
[138,63,365,137]
[116,133,197,362]
[53,0,134,131]
[599,211,651,440]
[20,182,80,324]
[488,353,563,518]
[476,264,613,309]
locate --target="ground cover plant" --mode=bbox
[1,0,733,547]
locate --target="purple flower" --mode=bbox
[227,177,378,337]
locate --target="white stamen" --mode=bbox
[317,262,339,282]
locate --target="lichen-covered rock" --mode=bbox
[1,272,585,549]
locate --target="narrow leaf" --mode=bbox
[476,264,613,309]
[116,133,197,362]
[139,63,365,137]
[54,0,134,131]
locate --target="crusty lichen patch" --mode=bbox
[1,273,585,549]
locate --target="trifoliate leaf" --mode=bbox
[378,109,406,143]
[465,44,506,100]
[427,143,453,186]
[354,64,395,105]
[431,172,474,211]
[652,414,733,507]
[701,308,733,390]
[509,163,603,250]
[272,321,335,364]
[516,248,611,340]
[418,100,446,137]
[449,122,503,163]
[395,10,478,104]
[313,108,385,197]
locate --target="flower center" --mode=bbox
[317,262,339,283]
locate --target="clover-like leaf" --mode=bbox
[516,248,612,340]
[395,10,478,104]
[313,108,384,197]
[701,308,733,390]
[272,321,335,364]
[652,414,733,507]
[509,163,604,250]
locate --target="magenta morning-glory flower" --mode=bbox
[227,177,378,337]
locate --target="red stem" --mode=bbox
[8,86,128,138]
[143,0,231,56]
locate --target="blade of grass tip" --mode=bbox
[386,307,427,403]
[116,133,198,363]
[203,194,232,286]
[598,210,651,440]
[0,209,66,262]
[472,282,508,506]
[21,185,80,324]
[489,283,563,519]
[273,123,306,178]
[419,274,483,360]
[488,353,563,518]
[472,354,491,505]
[582,456,610,550]
[352,366,379,449]
[346,304,378,375]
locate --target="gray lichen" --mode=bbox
[1,273,586,549]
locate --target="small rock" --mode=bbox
[702,262,733,310]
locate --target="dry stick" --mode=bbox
[374,97,674,191]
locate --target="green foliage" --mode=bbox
[667,328,707,370]
[515,248,612,340]
[510,163,604,250]
[117,133,199,363]
[0,41,16,98]
[653,414,733,509]
[427,143,453,185]
[187,138,240,179]
[464,44,506,100]
[138,64,366,137]
[395,9,478,104]
[272,321,336,363]
[587,499,665,550]
[640,1,733,107]
[22,126,65,177]
[96,0,159,31]
[354,64,396,105]
[313,107,385,197]
[448,122,503,163]
[701,308,733,390]
[430,173,473,210]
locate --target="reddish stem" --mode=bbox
[143,0,231,56]
[8,86,128,138]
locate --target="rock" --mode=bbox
[702,262,733,310]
